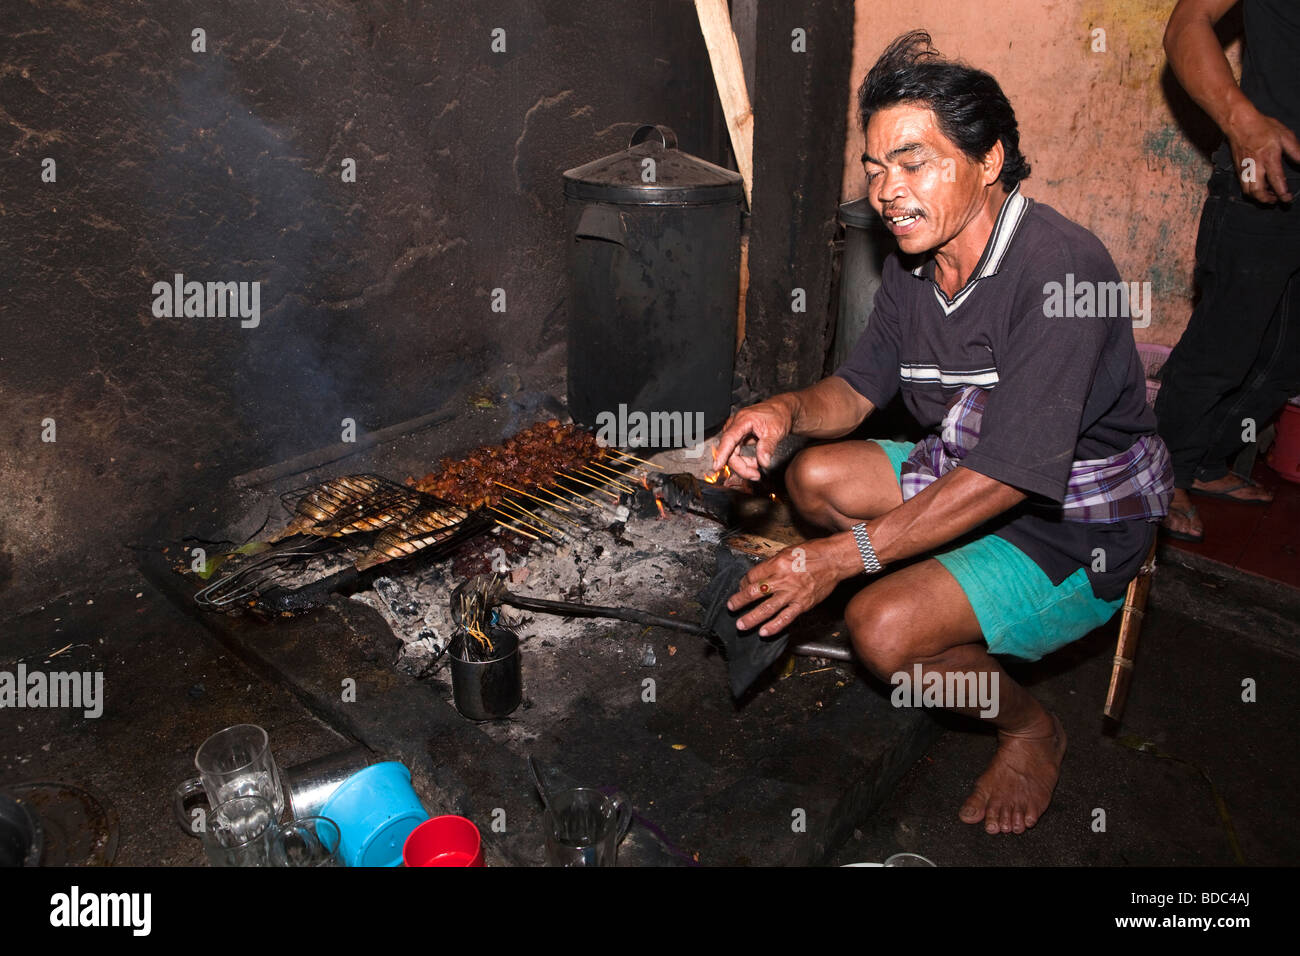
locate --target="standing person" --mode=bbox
[1157,0,1300,542]
[715,32,1172,835]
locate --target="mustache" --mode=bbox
[881,206,923,218]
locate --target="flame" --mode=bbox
[641,475,651,490]
[703,464,731,485]
[655,499,666,519]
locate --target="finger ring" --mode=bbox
[759,582,771,594]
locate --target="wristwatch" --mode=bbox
[851,522,883,575]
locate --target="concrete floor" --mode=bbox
[2,536,1295,866]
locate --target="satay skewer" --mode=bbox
[555,471,621,500]
[576,466,635,493]
[538,482,612,512]
[605,450,664,470]
[509,493,586,529]
[489,512,543,540]
[499,498,566,536]
[494,480,572,511]
[585,461,642,487]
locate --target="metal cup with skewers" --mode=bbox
[446,575,524,721]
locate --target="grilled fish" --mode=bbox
[270,475,412,542]
[354,505,470,571]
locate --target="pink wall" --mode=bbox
[841,1,1242,347]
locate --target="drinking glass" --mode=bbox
[174,724,285,826]
[270,816,342,867]
[543,788,631,867]
[201,795,275,867]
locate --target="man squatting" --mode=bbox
[716,32,1174,835]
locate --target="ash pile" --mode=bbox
[352,467,732,680]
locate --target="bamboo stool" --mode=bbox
[1103,535,1160,728]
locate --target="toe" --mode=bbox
[960,787,989,824]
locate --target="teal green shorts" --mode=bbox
[870,439,1124,661]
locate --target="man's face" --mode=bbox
[862,103,996,256]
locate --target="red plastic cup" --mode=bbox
[402,815,484,867]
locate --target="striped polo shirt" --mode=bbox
[834,186,1158,600]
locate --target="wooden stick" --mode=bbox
[694,0,753,208]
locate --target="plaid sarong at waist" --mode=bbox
[899,385,1174,523]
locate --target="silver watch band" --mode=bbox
[851,522,883,575]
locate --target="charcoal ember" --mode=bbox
[631,488,661,519]
[655,473,732,521]
[362,576,449,657]
[374,577,422,620]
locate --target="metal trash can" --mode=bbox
[563,125,744,443]
[831,197,892,371]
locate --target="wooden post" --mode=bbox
[694,0,753,208]
[694,0,753,350]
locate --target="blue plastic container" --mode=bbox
[320,762,429,867]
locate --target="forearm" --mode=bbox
[1165,0,1255,134]
[860,466,1027,567]
[775,376,874,440]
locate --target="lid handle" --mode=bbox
[629,124,678,150]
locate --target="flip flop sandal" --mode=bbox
[1189,475,1274,505]
[1160,504,1204,543]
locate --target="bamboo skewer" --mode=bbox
[494,480,571,511]
[499,498,565,536]
[606,450,665,470]
[555,471,621,500]
[539,482,607,511]
[586,460,643,486]
[516,494,587,530]
[488,510,543,540]
[577,465,634,493]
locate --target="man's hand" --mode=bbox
[1225,106,1300,204]
[712,396,796,482]
[726,536,860,637]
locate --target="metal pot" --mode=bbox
[563,125,744,442]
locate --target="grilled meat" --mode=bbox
[408,420,606,507]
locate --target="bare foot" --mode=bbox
[1191,473,1274,504]
[959,712,1066,834]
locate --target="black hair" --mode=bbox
[858,30,1031,190]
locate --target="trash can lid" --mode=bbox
[838,196,877,229]
[563,124,744,206]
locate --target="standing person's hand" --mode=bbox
[1226,106,1300,204]
[712,397,796,481]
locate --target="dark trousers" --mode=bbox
[1155,165,1300,488]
